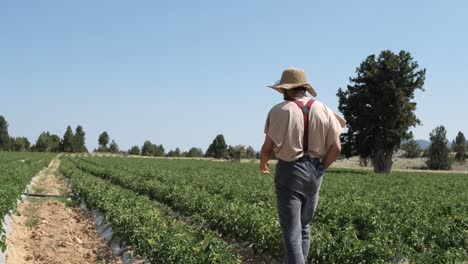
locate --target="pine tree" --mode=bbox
[426,126,451,170]
[11,137,31,151]
[167,147,181,157]
[109,140,119,153]
[205,134,228,159]
[186,147,204,157]
[61,126,74,152]
[337,50,426,173]
[245,146,257,159]
[141,140,163,156]
[0,115,10,150]
[453,131,466,161]
[401,139,422,158]
[98,131,110,151]
[128,145,141,155]
[73,125,87,153]
[35,132,60,152]
[227,145,246,161]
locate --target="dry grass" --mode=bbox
[332,155,468,174]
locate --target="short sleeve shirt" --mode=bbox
[264,97,346,161]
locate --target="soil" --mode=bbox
[5,158,122,264]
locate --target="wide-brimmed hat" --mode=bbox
[267,68,317,97]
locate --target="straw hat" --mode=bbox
[267,68,317,97]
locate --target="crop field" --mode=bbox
[56,155,467,263]
[0,152,55,252]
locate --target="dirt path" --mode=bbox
[5,158,122,264]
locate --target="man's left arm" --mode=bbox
[321,137,341,170]
[322,107,346,170]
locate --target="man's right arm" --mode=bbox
[260,135,274,174]
[321,137,341,170]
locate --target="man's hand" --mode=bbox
[260,161,270,174]
[322,137,342,170]
[260,135,274,174]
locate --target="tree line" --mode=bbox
[0,116,87,153]
[0,117,259,161]
[95,132,258,160]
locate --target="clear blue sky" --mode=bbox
[1,0,467,152]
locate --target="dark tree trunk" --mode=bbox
[359,157,369,167]
[372,149,393,173]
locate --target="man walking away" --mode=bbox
[260,68,346,264]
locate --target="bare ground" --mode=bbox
[6,158,122,264]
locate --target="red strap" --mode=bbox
[292,99,315,151]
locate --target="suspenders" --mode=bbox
[291,99,315,151]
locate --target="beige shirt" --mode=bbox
[264,97,346,161]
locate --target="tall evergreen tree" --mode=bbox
[245,146,257,159]
[167,147,181,157]
[109,140,119,153]
[205,134,228,159]
[401,139,422,158]
[141,140,163,156]
[227,145,246,161]
[141,140,154,156]
[155,144,165,157]
[453,131,466,161]
[0,115,10,150]
[426,126,451,170]
[61,126,74,152]
[11,137,31,151]
[128,145,141,155]
[48,134,61,152]
[73,125,87,153]
[98,131,110,151]
[186,147,204,158]
[337,50,426,173]
[35,132,50,152]
[35,132,60,152]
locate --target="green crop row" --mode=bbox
[69,156,468,263]
[59,159,241,264]
[71,157,282,256]
[77,156,276,207]
[0,151,55,252]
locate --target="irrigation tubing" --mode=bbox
[21,193,76,198]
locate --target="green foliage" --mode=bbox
[72,125,87,153]
[98,131,109,149]
[337,50,426,173]
[426,126,452,170]
[167,147,181,157]
[141,140,165,157]
[60,159,241,263]
[0,116,10,150]
[66,157,468,262]
[245,146,257,159]
[128,145,141,155]
[227,145,246,162]
[0,152,54,252]
[108,140,119,153]
[34,132,61,152]
[185,147,204,158]
[205,134,227,159]
[10,137,31,151]
[401,139,422,158]
[453,131,466,161]
[61,126,74,152]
